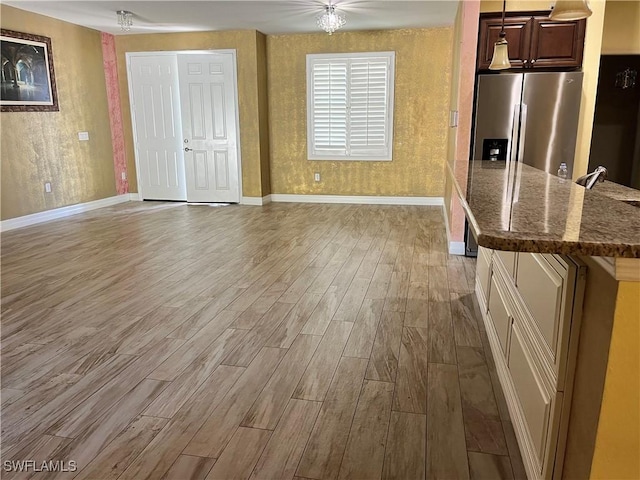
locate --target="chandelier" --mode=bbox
[317,4,346,35]
[117,10,133,32]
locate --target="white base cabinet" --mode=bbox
[476,247,586,480]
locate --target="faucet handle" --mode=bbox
[594,166,608,181]
[575,166,608,189]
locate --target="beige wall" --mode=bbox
[0,5,116,220]
[480,0,554,13]
[601,0,640,54]
[267,28,453,197]
[590,280,640,479]
[443,4,464,235]
[445,1,481,245]
[563,255,617,479]
[447,5,464,173]
[573,0,606,179]
[114,30,269,198]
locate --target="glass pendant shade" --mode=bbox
[317,5,346,35]
[117,10,133,31]
[489,38,511,70]
[549,0,592,20]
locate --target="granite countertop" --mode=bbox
[451,161,640,258]
[594,180,640,206]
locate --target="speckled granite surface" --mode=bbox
[595,180,640,205]
[451,161,640,258]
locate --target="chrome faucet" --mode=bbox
[576,166,608,189]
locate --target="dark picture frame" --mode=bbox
[1,29,59,112]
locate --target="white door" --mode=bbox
[178,53,240,203]
[129,55,187,201]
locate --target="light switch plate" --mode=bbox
[449,111,459,127]
[78,131,89,141]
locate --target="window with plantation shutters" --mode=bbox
[307,52,395,161]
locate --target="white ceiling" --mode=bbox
[3,1,460,36]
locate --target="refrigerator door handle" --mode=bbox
[517,103,528,163]
[509,103,521,163]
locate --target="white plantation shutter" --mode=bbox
[311,61,348,155]
[307,52,395,161]
[349,58,390,157]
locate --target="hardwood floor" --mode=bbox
[1,201,525,479]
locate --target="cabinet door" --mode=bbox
[509,320,553,469]
[478,15,533,70]
[516,253,564,356]
[477,247,493,307]
[489,272,512,356]
[529,18,586,68]
[494,250,517,280]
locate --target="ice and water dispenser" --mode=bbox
[481,139,508,161]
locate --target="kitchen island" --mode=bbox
[456,161,640,258]
[448,161,639,480]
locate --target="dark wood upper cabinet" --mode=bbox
[477,11,586,71]
[529,18,586,68]
[478,15,532,70]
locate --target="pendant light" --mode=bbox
[549,0,592,21]
[489,0,511,70]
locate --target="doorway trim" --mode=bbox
[125,49,243,203]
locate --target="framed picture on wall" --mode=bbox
[1,29,59,112]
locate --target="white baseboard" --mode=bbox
[132,193,275,206]
[128,192,143,201]
[442,200,466,256]
[449,241,466,255]
[1,194,131,232]
[241,195,272,206]
[269,194,444,206]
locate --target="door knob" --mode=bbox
[184,147,192,152]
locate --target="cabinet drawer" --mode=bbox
[509,321,552,466]
[516,253,564,352]
[477,247,492,303]
[494,250,517,279]
[489,273,511,355]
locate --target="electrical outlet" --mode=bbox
[314,172,321,182]
[44,182,52,193]
[78,131,89,141]
[121,171,127,180]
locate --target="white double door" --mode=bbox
[129,51,240,203]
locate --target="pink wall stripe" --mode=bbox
[101,32,128,195]
[449,1,481,242]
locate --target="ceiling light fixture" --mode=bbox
[489,0,511,70]
[117,10,133,32]
[317,4,346,35]
[549,0,592,21]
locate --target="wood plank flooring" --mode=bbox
[1,201,525,479]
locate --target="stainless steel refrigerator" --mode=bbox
[465,71,584,255]
[472,71,583,173]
